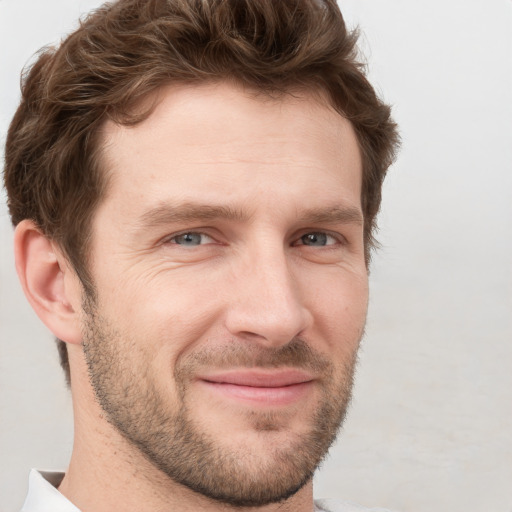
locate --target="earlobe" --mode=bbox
[14,220,82,345]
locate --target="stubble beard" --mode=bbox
[81,296,360,507]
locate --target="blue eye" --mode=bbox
[171,232,206,246]
[300,232,334,246]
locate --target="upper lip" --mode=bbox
[199,369,315,388]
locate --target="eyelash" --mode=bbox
[294,231,344,247]
[165,231,216,246]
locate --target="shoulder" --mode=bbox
[315,498,398,512]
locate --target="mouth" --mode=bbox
[197,369,315,406]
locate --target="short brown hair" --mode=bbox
[3,0,399,384]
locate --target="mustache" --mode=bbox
[175,338,332,378]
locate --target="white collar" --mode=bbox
[21,469,81,512]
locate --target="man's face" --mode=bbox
[81,82,368,506]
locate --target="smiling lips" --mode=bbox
[199,370,315,406]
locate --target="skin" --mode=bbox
[15,82,368,512]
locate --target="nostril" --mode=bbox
[224,300,311,349]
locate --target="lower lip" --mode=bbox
[200,381,313,406]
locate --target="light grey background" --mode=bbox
[1,1,511,511]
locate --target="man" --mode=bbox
[3,0,399,510]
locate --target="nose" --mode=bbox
[224,246,313,348]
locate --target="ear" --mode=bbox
[14,220,83,345]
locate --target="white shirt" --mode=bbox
[21,470,80,512]
[21,469,395,512]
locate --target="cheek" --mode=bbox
[306,269,368,348]
[103,270,226,357]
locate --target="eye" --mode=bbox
[298,232,339,247]
[168,232,214,246]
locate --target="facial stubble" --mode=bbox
[81,297,360,507]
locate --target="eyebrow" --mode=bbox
[136,202,363,230]
[137,202,249,229]
[296,206,364,226]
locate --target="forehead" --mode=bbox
[97,81,362,218]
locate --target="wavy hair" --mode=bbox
[4,0,399,383]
